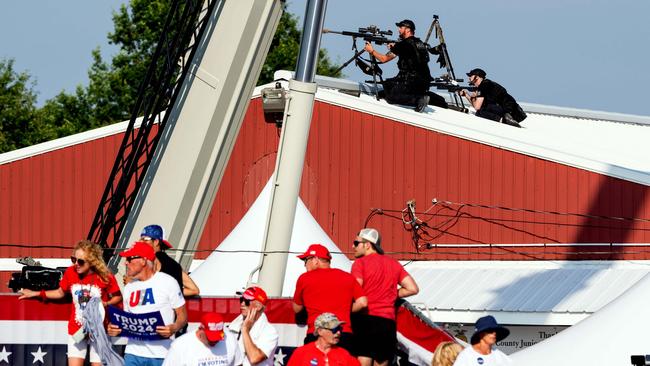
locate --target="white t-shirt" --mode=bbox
[227,313,279,366]
[123,271,186,359]
[162,329,243,366]
[453,346,513,366]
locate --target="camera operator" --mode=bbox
[364,19,447,112]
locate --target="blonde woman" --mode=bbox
[432,341,463,366]
[20,240,122,366]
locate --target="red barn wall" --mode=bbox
[1,98,649,262]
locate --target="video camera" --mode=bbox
[7,256,65,292]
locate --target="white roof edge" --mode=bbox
[263,71,650,187]
[270,70,650,125]
[0,118,143,165]
[402,260,650,270]
[419,309,590,326]
[520,102,650,126]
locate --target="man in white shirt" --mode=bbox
[163,312,243,366]
[107,241,187,366]
[453,315,513,366]
[227,286,279,366]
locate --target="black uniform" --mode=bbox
[381,36,446,108]
[156,251,183,290]
[475,79,526,123]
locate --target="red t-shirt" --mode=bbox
[350,254,408,320]
[59,266,121,335]
[287,342,360,366]
[293,267,364,334]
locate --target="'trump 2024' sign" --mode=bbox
[108,306,165,340]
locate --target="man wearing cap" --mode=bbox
[139,224,200,297]
[287,312,360,366]
[107,242,188,366]
[227,286,279,366]
[452,315,512,366]
[364,19,447,112]
[293,244,367,353]
[163,312,243,366]
[351,228,419,366]
[459,68,526,127]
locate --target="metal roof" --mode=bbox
[404,260,650,325]
[5,72,650,187]
[272,70,650,186]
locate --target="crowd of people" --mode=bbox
[365,18,527,128]
[18,224,513,366]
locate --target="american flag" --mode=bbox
[0,295,453,365]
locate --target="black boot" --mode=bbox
[502,113,521,128]
[415,95,429,113]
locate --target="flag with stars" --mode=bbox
[1,295,453,365]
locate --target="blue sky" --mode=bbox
[2,0,649,115]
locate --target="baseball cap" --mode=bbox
[358,228,384,254]
[119,241,156,261]
[140,224,173,249]
[200,312,225,343]
[297,244,332,260]
[315,312,345,330]
[466,68,487,79]
[395,19,415,31]
[240,286,268,305]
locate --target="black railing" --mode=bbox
[87,0,221,265]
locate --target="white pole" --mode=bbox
[258,0,328,295]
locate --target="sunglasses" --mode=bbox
[326,325,343,334]
[126,256,143,263]
[70,256,86,266]
[239,297,251,306]
[353,240,364,247]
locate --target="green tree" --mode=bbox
[0,59,39,152]
[258,5,341,84]
[3,1,341,153]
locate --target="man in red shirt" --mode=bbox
[292,244,367,354]
[287,313,360,366]
[351,228,419,366]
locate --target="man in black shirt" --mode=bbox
[459,68,527,127]
[139,224,200,297]
[364,19,448,112]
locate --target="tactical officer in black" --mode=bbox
[459,68,527,127]
[364,19,447,112]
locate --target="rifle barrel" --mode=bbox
[323,28,397,44]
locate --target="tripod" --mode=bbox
[334,44,385,100]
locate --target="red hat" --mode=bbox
[241,286,268,305]
[297,244,331,260]
[119,241,156,261]
[200,312,225,342]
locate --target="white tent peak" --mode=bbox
[191,178,351,296]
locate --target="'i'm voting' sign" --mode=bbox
[108,306,164,340]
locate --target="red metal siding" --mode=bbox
[206,99,650,260]
[0,134,122,258]
[1,98,649,262]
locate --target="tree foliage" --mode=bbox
[0,0,341,153]
[0,59,39,152]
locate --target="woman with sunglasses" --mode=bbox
[19,240,122,366]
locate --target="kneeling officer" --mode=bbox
[460,68,527,127]
[364,19,447,112]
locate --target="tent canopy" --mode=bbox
[190,178,351,296]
